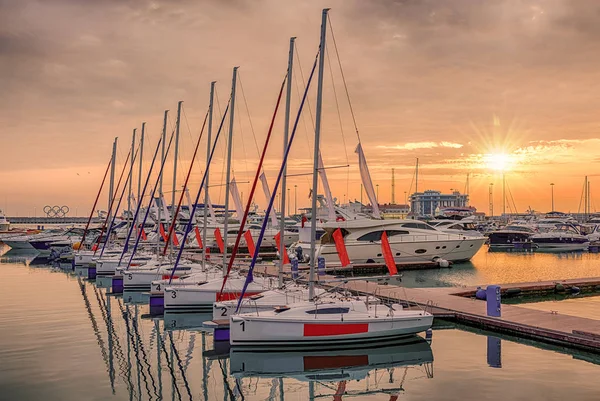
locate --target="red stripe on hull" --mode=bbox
[303,323,368,337]
[303,355,369,370]
[162,275,179,280]
[216,291,261,302]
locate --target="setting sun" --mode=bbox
[485,153,512,172]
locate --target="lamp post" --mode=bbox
[376,184,379,201]
[550,183,555,212]
[287,188,291,216]
[294,185,297,215]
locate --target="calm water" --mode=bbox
[3,244,600,400]
[401,246,600,288]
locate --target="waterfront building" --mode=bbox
[410,190,469,218]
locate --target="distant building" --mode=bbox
[410,190,469,217]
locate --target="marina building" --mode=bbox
[409,190,469,217]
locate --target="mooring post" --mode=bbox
[486,285,501,317]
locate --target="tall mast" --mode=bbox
[415,158,419,194]
[108,137,118,227]
[138,123,145,210]
[203,82,216,271]
[502,172,506,218]
[136,123,145,237]
[128,129,136,234]
[157,111,168,256]
[171,101,183,255]
[279,37,295,288]
[309,9,329,300]
[391,168,395,204]
[223,67,238,274]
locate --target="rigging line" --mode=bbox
[237,72,261,156]
[235,96,251,191]
[325,43,351,200]
[328,14,361,142]
[179,105,195,180]
[294,43,316,189]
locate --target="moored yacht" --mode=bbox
[230,295,433,348]
[292,219,486,265]
[530,224,590,251]
[487,224,537,249]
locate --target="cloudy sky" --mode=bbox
[2,0,600,216]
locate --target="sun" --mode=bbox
[485,153,512,172]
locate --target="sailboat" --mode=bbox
[229,8,433,348]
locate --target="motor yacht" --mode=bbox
[291,219,486,265]
[530,224,590,251]
[487,224,537,249]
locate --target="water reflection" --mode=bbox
[6,252,600,400]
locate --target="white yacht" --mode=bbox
[428,219,482,237]
[291,219,486,265]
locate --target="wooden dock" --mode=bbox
[250,264,600,353]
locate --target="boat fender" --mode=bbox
[505,288,522,297]
[555,283,565,293]
[425,328,433,344]
[475,287,487,300]
[438,259,450,268]
[570,286,581,295]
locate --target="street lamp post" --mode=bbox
[550,183,555,212]
[294,185,297,215]
[376,184,379,202]
[287,188,291,216]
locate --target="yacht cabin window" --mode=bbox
[356,230,410,242]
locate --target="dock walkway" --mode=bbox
[253,263,600,352]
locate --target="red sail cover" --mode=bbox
[140,227,147,241]
[244,230,256,257]
[274,232,290,264]
[194,226,203,249]
[172,232,180,246]
[214,228,225,253]
[380,231,398,275]
[332,228,350,267]
[159,223,168,241]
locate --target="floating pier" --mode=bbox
[336,277,600,353]
[244,265,600,353]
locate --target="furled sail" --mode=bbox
[355,142,380,218]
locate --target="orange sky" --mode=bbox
[2,0,600,217]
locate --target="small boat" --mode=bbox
[163,276,271,312]
[487,224,537,250]
[212,282,325,319]
[530,224,590,251]
[230,295,433,348]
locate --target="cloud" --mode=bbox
[378,141,463,150]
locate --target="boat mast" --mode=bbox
[223,67,238,275]
[138,122,145,219]
[108,137,118,233]
[128,129,136,237]
[309,8,329,300]
[171,101,183,256]
[279,37,295,288]
[157,111,168,257]
[203,82,216,271]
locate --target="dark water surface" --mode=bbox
[2,245,600,400]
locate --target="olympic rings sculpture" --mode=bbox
[43,205,70,218]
